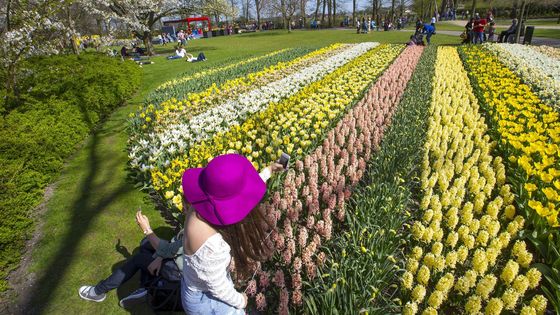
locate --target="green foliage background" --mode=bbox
[0,54,141,291]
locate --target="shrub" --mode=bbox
[0,53,141,291]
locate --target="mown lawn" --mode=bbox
[22,29,457,315]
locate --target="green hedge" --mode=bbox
[0,54,141,291]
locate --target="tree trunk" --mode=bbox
[6,0,11,31]
[315,0,320,21]
[470,0,477,19]
[255,0,262,30]
[327,0,332,27]
[301,0,306,28]
[420,0,425,19]
[281,0,287,29]
[321,0,326,24]
[439,0,446,18]
[143,31,154,56]
[390,0,395,22]
[352,0,356,26]
[515,0,526,43]
[287,18,292,32]
[333,0,336,27]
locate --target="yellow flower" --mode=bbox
[501,260,519,284]
[402,271,414,289]
[475,274,497,299]
[530,295,547,315]
[164,190,174,199]
[485,298,504,315]
[526,268,542,289]
[501,287,520,310]
[411,284,426,303]
[417,265,430,286]
[403,302,418,315]
[427,290,445,309]
[465,295,482,314]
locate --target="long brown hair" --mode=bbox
[217,204,274,277]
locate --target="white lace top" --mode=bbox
[182,233,244,308]
[181,167,272,309]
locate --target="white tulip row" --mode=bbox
[129,42,379,171]
[484,43,560,109]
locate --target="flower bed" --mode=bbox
[241,45,423,313]
[483,43,560,110]
[532,45,560,60]
[461,45,560,312]
[145,44,402,212]
[402,47,544,314]
[129,43,378,187]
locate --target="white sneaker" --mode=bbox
[79,286,106,302]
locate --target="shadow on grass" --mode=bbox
[24,128,134,314]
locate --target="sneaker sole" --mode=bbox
[78,287,106,302]
[119,292,147,308]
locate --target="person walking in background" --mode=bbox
[486,21,496,42]
[180,154,284,313]
[473,15,487,44]
[415,19,423,35]
[356,19,361,34]
[463,18,474,44]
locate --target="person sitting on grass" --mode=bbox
[167,45,186,60]
[78,211,184,309]
[185,52,207,63]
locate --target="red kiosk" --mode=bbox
[163,16,212,38]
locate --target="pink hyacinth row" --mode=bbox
[248,46,424,313]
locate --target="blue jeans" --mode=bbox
[181,283,244,315]
[168,55,182,60]
[474,32,484,44]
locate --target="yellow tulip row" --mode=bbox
[136,44,344,130]
[151,44,403,210]
[461,46,560,227]
[402,47,545,315]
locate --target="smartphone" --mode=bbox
[278,152,290,170]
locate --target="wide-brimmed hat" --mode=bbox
[181,154,267,226]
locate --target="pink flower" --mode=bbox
[280,199,288,210]
[284,221,293,239]
[275,233,285,250]
[291,271,303,290]
[306,216,315,229]
[273,269,285,288]
[292,289,303,306]
[295,160,304,172]
[258,271,270,288]
[287,238,296,255]
[246,279,257,297]
[298,226,308,248]
[279,288,289,315]
[255,292,267,311]
[293,257,302,272]
[317,251,326,266]
[305,263,317,280]
[282,248,292,264]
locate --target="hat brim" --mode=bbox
[182,164,267,226]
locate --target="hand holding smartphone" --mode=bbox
[278,152,290,170]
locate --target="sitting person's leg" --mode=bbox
[197,52,206,61]
[79,238,156,302]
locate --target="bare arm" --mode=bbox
[136,211,160,249]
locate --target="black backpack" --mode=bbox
[146,259,184,312]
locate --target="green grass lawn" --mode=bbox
[21,29,458,315]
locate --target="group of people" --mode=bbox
[167,45,207,62]
[79,154,286,313]
[356,17,377,34]
[462,13,496,44]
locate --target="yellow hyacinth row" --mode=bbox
[402,47,545,314]
[461,46,560,227]
[138,44,344,129]
[154,48,289,92]
[151,44,403,209]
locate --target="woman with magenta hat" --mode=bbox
[181,153,284,313]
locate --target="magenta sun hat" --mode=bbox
[181,153,267,226]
